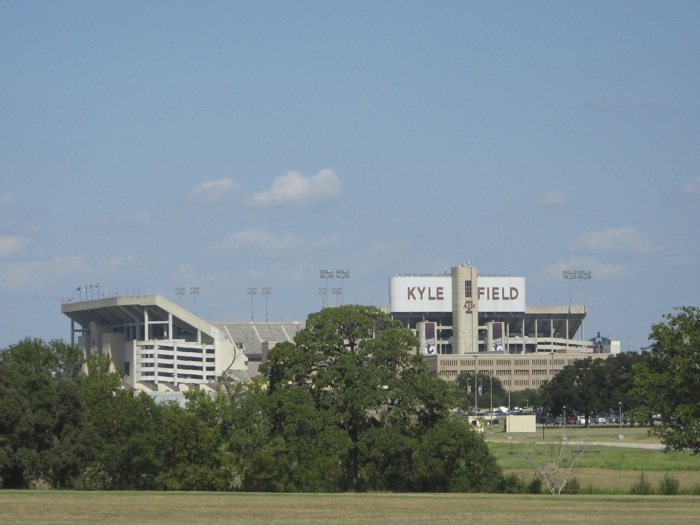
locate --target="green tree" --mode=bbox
[259,305,503,492]
[455,372,507,411]
[632,306,700,452]
[153,393,230,491]
[0,338,86,488]
[541,353,645,424]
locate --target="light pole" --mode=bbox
[247,287,257,321]
[319,287,327,309]
[189,286,199,314]
[332,287,342,305]
[477,378,483,413]
[336,269,350,304]
[175,287,185,305]
[563,405,567,431]
[320,270,333,308]
[619,401,623,432]
[262,287,271,322]
[489,375,493,428]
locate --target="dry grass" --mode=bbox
[2,491,700,525]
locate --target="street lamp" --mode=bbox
[563,405,567,430]
[489,374,493,428]
[619,401,623,432]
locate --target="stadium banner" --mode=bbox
[390,276,452,313]
[477,276,526,313]
[390,275,526,313]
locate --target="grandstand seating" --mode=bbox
[214,321,305,355]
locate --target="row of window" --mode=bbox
[438,357,577,368]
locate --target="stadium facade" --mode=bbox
[389,265,619,391]
[60,295,250,399]
[60,264,618,396]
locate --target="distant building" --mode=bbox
[61,295,248,395]
[61,266,619,395]
[389,265,619,391]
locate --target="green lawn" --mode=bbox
[485,424,700,493]
[1,491,700,525]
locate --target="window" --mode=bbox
[465,280,472,298]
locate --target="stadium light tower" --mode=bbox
[175,287,185,305]
[562,270,576,308]
[335,269,349,305]
[332,287,342,305]
[247,287,257,321]
[320,270,334,308]
[319,287,327,309]
[189,286,199,314]
[262,287,271,322]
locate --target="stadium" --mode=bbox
[60,264,619,398]
[390,264,618,391]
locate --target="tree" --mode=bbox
[515,436,587,494]
[455,372,507,411]
[541,353,645,424]
[0,338,86,488]
[259,305,503,492]
[632,306,700,452]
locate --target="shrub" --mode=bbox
[657,473,680,495]
[528,477,542,494]
[630,472,653,495]
[499,473,527,494]
[561,476,580,495]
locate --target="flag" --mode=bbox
[75,286,81,291]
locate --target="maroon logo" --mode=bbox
[463,300,475,312]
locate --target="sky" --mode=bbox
[1,1,699,352]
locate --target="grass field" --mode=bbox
[2,425,699,524]
[485,424,700,493]
[2,491,700,525]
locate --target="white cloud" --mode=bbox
[368,240,412,254]
[187,178,240,203]
[0,236,31,258]
[538,189,569,207]
[215,228,303,254]
[681,176,700,198]
[100,209,177,228]
[570,227,654,255]
[0,254,90,290]
[247,169,342,208]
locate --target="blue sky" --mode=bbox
[1,1,699,352]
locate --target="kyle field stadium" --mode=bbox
[60,264,618,400]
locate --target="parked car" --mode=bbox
[536,412,555,425]
[595,415,609,424]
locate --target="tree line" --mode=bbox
[0,306,508,492]
[1,305,698,491]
